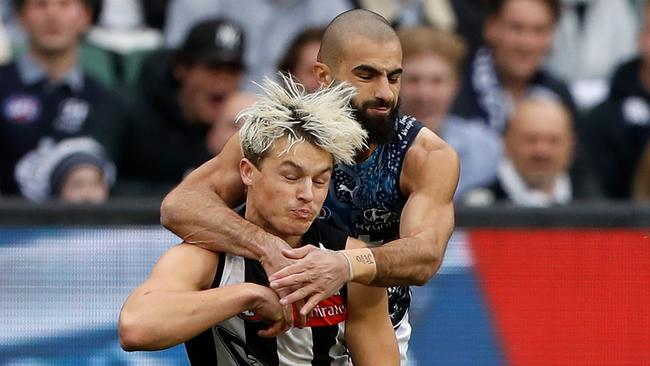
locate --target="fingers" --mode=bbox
[258,316,289,338]
[281,245,318,260]
[278,285,313,306]
[269,272,309,291]
[268,262,304,283]
[294,299,307,328]
[300,294,324,317]
[281,303,294,327]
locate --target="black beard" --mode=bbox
[352,98,399,145]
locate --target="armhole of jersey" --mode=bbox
[210,253,227,289]
[395,118,424,200]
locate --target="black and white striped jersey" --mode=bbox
[185,220,351,366]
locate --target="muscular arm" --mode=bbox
[345,239,399,366]
[118,244,284,351]
[371,129,459,286]
[269,129,459,311]
[160,134,291,268]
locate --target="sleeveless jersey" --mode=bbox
[185,220,350,366]
[319,115,423,360]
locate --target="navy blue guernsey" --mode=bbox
[320,115,423,330]
[0,62,109,194]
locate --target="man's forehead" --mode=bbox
[341,36,402,63]
[265,141,333,167]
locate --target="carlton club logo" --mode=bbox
[3,95,40,124]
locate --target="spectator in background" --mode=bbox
[356,0,489,54]
[0,0,117,197]
[206,91,255,155]
[277,27,324,93]
[14,137,114,203]
[96,18,245,196]
[398,26,501,199]
[545,0,639,110]
[478,93,596,206]
[632,141,650,202]
[581,1,650,200]
[452,0,573,133]
[163,0,351,89]
[84,0,168,55]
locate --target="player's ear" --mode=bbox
[239,158,255,187]
[314,61,333,87]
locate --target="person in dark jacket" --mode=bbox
[451,0,573,132]
[479,93,599,206]
[99,18,245,196]
[0,0,117,197]
[581,3,650,199]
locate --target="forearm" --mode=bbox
[369,235,445,287]
[161,184,279,261]
[348,327,399,366]
[119,283,258,350]
[346,283,399,366]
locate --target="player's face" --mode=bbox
[20,0,91,55]
[175,65,242,126]
[505,101,575,189]
[484,0,555,83]
[327,37,403,144]
[400,52,459,133]
[241,138,333,244]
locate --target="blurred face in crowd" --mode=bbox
[317,36,402,144]
[59,164,108,204]
[505,98,575,192]
[175,64,242,126]
[240,136,333,246]
[401,52,459,133]
[484,0,556,83]
[207,92,255,155]
[19,0,91,56]
[294,41,321,93]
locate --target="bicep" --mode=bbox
[399,133,459,241]
[136,244,220,294]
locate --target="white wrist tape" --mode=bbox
[340,248,377,285]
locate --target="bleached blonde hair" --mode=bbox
[238,74,367,166]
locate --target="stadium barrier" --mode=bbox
[1,199,648,365]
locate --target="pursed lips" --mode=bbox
[291,208,313,219]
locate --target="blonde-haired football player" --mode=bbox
[119,75,398,366]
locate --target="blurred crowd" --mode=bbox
[0,0,649,206]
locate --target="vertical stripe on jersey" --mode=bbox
[185,328,219,364]
[311,325,338,365]
[243,258,279,365]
